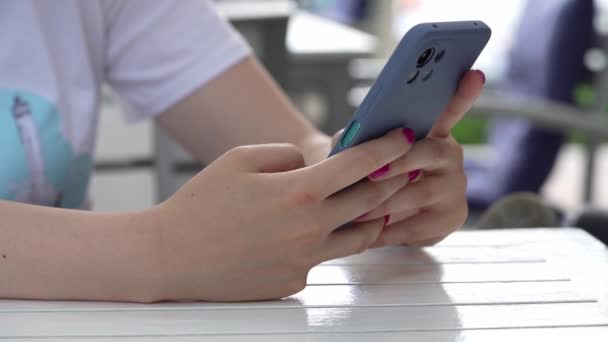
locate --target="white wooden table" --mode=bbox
[2,228,608,341]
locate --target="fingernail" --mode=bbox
[477,70,486,84]
[356,213,368,221]
[384,215,390,227]
[408,169,421,183]
[369,164,390,179]
[402,127,415,144]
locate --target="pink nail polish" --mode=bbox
[478,70,486,84]
[402,128,415,144]
[383,215,390,227]
[408,169,421,183]
[369,164,390,179]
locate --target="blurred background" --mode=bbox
[93,0,608,223]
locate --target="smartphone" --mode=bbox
[329,21,491,156]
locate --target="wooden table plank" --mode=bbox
[1,303,606,338]
[5,327,608,342]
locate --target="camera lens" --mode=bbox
[422,69,433,81]
[417,48,435,68]
[406,70,419,84]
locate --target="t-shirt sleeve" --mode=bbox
[102,0,252,122]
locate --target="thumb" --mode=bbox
[429,69,485,138]
[224,143,306,173]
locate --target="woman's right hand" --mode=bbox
[148,128,413,302]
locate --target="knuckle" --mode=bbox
[283,143,301,154]
[287,276,308,294]
[286,147,306,168]
[226,145,250,159]
[416,182,435,205]
[429,140,446,165]
[287,185,322,208]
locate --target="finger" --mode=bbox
[384,208,420,226]
[375,205,467,247]
[302,128,413,197]
[379,137,462,179]
[322,175,408,228]
[318,218,384,262]
[355,205,421,224]
[359,207,420,227]
[429,70,485,138]
[365,174,464,220]
[223,144,305,173]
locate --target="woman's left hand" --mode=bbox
[302,69,485,247]
[356,70,485,247]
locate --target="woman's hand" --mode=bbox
[354,70,485,247]
[149,128,413,302]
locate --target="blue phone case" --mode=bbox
[329,21,491,156]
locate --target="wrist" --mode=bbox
[142,201,216,302]
[126,205,171,302]
[83,207,168,303]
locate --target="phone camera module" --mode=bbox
[417,48,435,68]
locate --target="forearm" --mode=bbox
[0,200,161,302]
[157,56,328,164]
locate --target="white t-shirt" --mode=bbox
[0,0,250,208]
